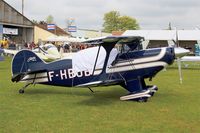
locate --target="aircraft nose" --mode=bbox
[174,47,190,58]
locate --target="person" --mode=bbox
[8,41,15,49]
[30,42,36,50]
[1,39,9,48]
[69,44,72,53]
[13,42,16,50]
[27,42,31,49]
[0,40,3,48]
[60,45,64,57]
[24,43,28,48]
[57,45,61,52]
[64,42,69,52]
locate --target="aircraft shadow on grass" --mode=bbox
[25,86,123,97]
[76,89,124,106]
[23,86,124,106]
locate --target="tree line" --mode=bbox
[33,11,140,33]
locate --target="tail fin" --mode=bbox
[12,50,46,82]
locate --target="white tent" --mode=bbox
[123,30,200,41]
[45,35,58,41]
[46,36,86,42]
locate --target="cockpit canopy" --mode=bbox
[116,37,143,53]
[40,43,56,51]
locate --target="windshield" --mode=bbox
[42,44,56,51]
[116,40,143,54]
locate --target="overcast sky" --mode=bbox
[4,0,200,30]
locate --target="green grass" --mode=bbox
[0,57,200,133]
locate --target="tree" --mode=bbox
[103,11,120,33]
[46,15,54,24]
[118,16,139,31]
[103,11,139,33]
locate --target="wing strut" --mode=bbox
[92,45,101,75]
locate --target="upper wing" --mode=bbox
[82,35,144,45]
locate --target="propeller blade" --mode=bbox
[174,47,189,84]
[172,28,188,84]
[177,57,182,84]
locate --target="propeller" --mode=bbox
[173,28,190,84]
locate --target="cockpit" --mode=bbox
[116,37,144,54]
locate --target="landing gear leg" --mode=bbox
[19,83,32,94]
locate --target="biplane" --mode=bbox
[11,36,188,102]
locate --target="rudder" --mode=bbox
[12,50,45,77]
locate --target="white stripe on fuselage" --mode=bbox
[92,48,167,74]
[107,61,167,73]
[114,48,166,67]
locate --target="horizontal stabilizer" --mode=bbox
[12,73,26,82]
[12,69,47,82]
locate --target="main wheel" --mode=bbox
[19,89,25,94]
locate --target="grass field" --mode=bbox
[0,57,200,133]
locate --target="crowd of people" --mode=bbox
[0,39,18,50]
[0,38,93,54]
[0,39,38,50]
[24,42,37,50]
[60,42,91,53]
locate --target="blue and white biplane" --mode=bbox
[11,36,188,102]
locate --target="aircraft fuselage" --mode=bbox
[21,47,175,88]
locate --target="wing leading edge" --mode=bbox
[82,35,144,45]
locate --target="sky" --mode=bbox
[4,0,200,30]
